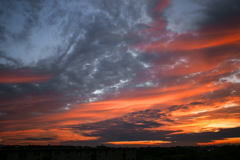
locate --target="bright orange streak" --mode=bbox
[0,70,54,83]
[167,118,240,134]
[105,140,171,145]
[69,82,222,120]
[198,137,240,146]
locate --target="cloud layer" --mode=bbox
[1,0,240,146]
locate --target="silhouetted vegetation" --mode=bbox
[1,144,240,160]
[136,145,240,160]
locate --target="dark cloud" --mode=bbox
[69,109,173,142]
[0,51,23,67]
[168,105,189,111]
[165,0,240,33]
[190,101,206,105]
[168,100,207,112]
[0,0,161,103]
[0,26,6,42]
[170,127,240,145]
[10,137,56,141]
[195,0,240,24]
[0,91,74,132]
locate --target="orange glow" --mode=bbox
[1,128,99,145]
[167,118,240,135]
[105,140,171,145]
[1,76,234,145]
[170,100,240,117]
[0,70,54,83]
[1,77,239,145]
[141,97,240,135]
[198,137,240,146]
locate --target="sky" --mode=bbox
[0,0,240,147]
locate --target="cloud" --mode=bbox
[168,105,189,111]
[1,0,240,146]
[105,140,171,146]
[197,0,240,24]
[0,91,74,130]
[0,51,23,67]
[10,137,56,141]
[168,101,206,112]
[0,0,162,103]
[170,127,240,146]
[190,101,206,105]
[153,0,171,12]
[0,69,54,83]
[69,109,173,142]
[65,102,240,146]
[132,0,240,53]
[198,137,240,145]
[164,0,240,33]
[219,71,240,84]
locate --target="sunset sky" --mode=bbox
[1,0,240,147]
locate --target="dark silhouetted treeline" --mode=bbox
[136,145,240,160]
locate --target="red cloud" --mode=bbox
[153,0,171,12]
[0,69,54,83]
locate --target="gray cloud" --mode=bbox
[0,0,161,103]
[165,0,240,33]
[170,127,240,146]
[0,51,23,67]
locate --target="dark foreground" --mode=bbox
[0,145,239,160]
[137,145,240,160]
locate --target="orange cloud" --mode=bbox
[0,79,226,145]
[1,80,239,145]
[0,69,54,83]
[105,140,171,145]
[198,137,240,146]
[147,97,240,135]
[2,128,98,145]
